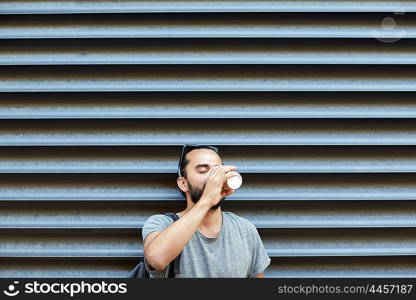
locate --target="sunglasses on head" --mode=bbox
[177,144,219,177]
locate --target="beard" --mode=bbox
[188,180,224,211]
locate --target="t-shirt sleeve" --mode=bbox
[142,214,174,276]
[248,223,271,277]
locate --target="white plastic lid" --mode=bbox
[227,173,242,190]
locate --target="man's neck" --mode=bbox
[199,207,222,229]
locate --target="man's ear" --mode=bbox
[177,176,189,194]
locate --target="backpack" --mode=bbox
[128,213,182,278]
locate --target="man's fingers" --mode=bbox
[225,165,237,172]
[208,165,238,179]
[226,189,235,196]
[225,171,238,179]
[221,189,235,198]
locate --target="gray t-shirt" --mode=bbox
[142,211,271,278]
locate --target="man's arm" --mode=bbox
[144,200,211,271]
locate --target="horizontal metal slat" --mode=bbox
[3,92,416,118]
[1,65,416,92]
[261,228,416,257]
[2,200,416,229]
[0,229,141,258]
[268,256,416,278]
[0,119,415,146]
[2,257,416,278]
[227,201,416,228]
[1,1,416,14]
[0,260,133,277]
[0,13,414,39]
[0,230,141,259]
[1,145,416,173]
[2,39,416,65]
[1,228,416,258]
[0,173,416,201]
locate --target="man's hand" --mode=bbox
[199,165,237,207]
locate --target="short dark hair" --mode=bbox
[177,145,220,198]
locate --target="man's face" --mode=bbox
[184,149,224,210]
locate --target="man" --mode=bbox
[142,145,271,278]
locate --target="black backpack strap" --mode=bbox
[162,213,182,278]
[163,212,179,222]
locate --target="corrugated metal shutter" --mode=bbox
[1,1,416,277]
